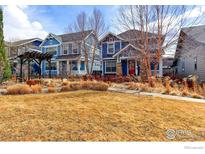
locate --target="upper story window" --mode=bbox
[63,44,68,55]
[194,57,197,71]
[68,43,72,54]
[46,47,57,55]
[107,43,114,54]
[73,48,78,54]
[78,42,81,53]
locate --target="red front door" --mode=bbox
[128,60,135,75]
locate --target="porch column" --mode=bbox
[56,61,59,76]
[38,60,42,79]
[48,59,51,78]
[116,62,122,76]
[67,60,70,76]
[77,59,81,74]
[20,58,23,82]
[135,59,138,76]
[27,59,31,80]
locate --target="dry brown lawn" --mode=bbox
[0,90,205,141]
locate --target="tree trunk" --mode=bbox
[90,41,96,74]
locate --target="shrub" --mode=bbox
[62,79,69,86]
[191,92,204,99]
[165,78,171,94]
[48,87,56,93]
[70,82,82,90]
[61,85,72,92]
[71,81,109,91]
[181,80,190,96]
[6,84,31,95]
[31,85,42,93]
[89,81,109,91]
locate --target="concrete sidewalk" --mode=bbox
[108,87,205,104]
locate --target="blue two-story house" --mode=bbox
[40,30,101,77]
[100,30,163,76]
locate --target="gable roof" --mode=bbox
[58,30,93,42]
[117,29,158,41]
[113,43,141,58]
[99,32,124,42]
[175,25,205,58]
[181,25,205,44]
[9,38,42,47]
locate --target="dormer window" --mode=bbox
[107,43,114,54]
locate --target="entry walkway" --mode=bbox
[108,87,205,104]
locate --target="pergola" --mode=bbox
[17,51,53,82]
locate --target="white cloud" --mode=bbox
[3,5,48,41]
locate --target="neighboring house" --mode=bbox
[99,30,163,76]
[5,38,43,78]
[174,25,205,82]
[40,30,101,77]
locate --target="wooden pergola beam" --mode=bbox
[17,51,53,82]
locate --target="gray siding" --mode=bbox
[177,41,205,82]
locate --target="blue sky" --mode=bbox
[2,5,205,43]
[3,5,119,40]
[25,5,117,34]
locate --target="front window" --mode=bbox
[46,62,57,70]
[194,57,197,71]
[46,47,57,55]
[107,43,114,54]
[72,60,78,70]
[105,60,116,73]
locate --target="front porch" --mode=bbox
[103,43,163,76]
[117,58,140,76]
[56,58,86,78]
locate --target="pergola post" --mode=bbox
[17,51,53,81]
[28,59,31,80]
[48,59,51,78]
[38,59,42,79]
[20,58,23,82]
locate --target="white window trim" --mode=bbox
[62,44,68,55]
[45,46,58,56]
[66,43,72,54]
[105,60,117,74]
[107,42,115,55]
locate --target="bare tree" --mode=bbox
[152,5,204,77]
[89,8,107,73]
[68,8,107,75]
[116,6,156,85]
[115,5,204,83]
[73,12,90,74]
